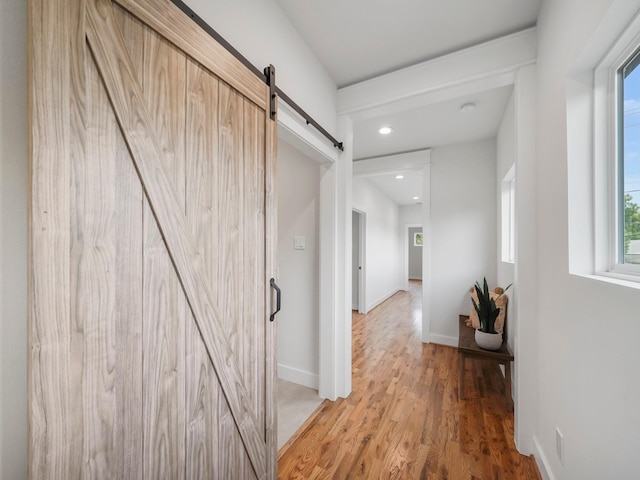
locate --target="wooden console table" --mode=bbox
[458,314,514,411]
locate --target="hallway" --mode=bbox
[277,281,540,479]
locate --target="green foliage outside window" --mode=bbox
[624,193,640,254]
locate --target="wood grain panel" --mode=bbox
[32,0,277,477]
[242,100,266,429]
[111,8,146,478]
[217,81,243,363]
[184,58,221,479]
[76,47,144,479]
[137,17,188,480]
[113,0,268,109]
[29,0,81,477]
[217,80,253,480]
[85,0,267,476]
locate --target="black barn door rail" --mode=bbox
[170,0,344,152]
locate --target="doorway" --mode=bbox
[352,209,366,314]
[408,226,423,280]
[404,224,423,291]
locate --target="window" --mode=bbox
[618,50,640,265]
[589,10,640,280]
[501,166,515,264]
[567,3,640,283]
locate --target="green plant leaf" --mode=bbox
[472,277,501,334]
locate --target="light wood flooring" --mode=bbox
[277,281,541,479]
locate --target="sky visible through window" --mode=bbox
[623,59,640,259]
[624,62,640,205]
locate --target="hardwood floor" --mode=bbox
[277,281,541,479]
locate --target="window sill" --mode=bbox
[577,270,640,290]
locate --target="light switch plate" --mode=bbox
[294,236,306,250]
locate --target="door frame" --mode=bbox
[276,102,353,401]
[352,209,367,314]
[404,223,422,291]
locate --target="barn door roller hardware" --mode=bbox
[264,65,277,121]
[171,0,344,152]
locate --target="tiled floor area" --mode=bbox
[276,379,322,450]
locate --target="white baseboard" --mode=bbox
[408,276,422,280]
[367,287,402,312]
[532,435,554,480]
[277,364,319,390]
[427,333,457,347]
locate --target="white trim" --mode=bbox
[353,209,367,314]
[285,104,350,402]
[573,271,640,289]
[427,334,457,348]
[366,287,402,313]
[277,99,339,165]
[319,114,353,401]
[277,364,319,390]
[353,149,433,174]
[501,165,516,263]
[338,28,536,117]
[421,162,432,344]
[532,436,555,480]
[318,162,336,400]
[513,64,538,455]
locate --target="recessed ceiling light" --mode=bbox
[413,196,419,200]
[379,126,393,135]
[460,102,477,113]
[395,174,404,180]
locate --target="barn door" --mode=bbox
[29,0,277,478]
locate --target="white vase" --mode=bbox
[475,329,502,350]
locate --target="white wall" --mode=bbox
[0,0,27,477]
[530,0,640,477]
[276,140,321,389]
[352,177,403,310]
[428,139,497,345]
[400,204,422,225]
[184,0,337,135]
[497,93,516,289]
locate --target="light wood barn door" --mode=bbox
[29,0,277,478]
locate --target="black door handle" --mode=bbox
[270,278,281,322]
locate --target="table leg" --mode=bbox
[505,361,512,411]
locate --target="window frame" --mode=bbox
[594,16,640,280]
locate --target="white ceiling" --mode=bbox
[358,170,424,206]
[352,85,513,160]
[275,0,541,203]
[275,0,542,88]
